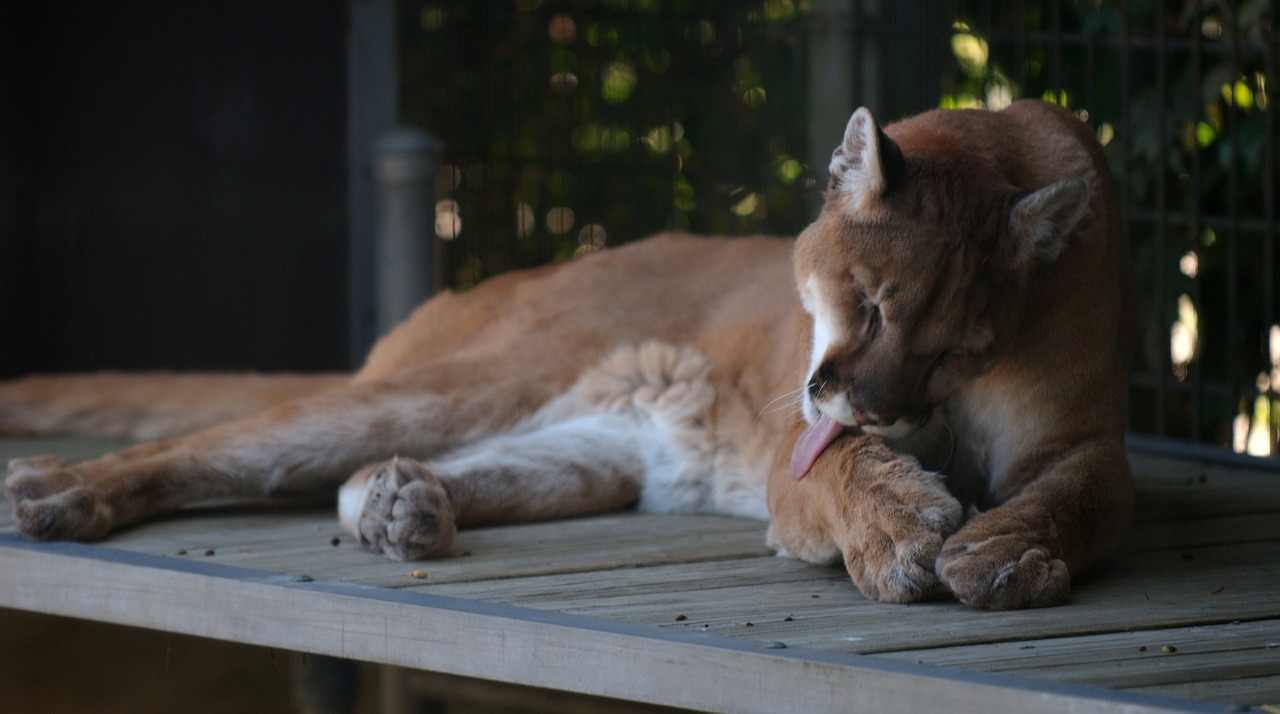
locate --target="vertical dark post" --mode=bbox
[374,129,438,338]
[348,0,398,365]
[807,0,857,192]
[1154,1,1168,438]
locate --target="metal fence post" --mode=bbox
[373,128,438,339]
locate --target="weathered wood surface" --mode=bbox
[1,438,1277,713]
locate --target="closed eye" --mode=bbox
[853,286,881,335]
[864,301,881,336]
[850,274,887,338]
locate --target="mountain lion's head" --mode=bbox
[790,107,1091,476]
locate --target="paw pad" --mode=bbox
[5,456,110,541]
[352,458,456,561]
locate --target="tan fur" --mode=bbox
[770,100,1133,609]
[3,100,1132,609]
[0,373,347,440]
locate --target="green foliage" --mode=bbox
[940,0,1277,454]
[400,0,1278,455]
[400,0,814,288]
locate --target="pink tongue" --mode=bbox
[789,414,847,480]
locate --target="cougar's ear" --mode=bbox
[829,107,905,207]
[1008,177,1089,265]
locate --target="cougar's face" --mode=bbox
[793,191,1020,440]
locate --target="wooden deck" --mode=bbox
[2,437,1278,713]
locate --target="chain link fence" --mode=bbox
[398,0,1278,463]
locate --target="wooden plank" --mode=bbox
[279,515,768,586]
[412,529,1280,614]
[5,506,1274,593]
[874,621,1280,669]
[1126,675,1280,707]
[4,438,1280,712]
[1133,482,1280,524]
[4,443,1279,629]
[4,442,1279,660]
[5,483,1276,592]
[967,639,1280,690]
[1128,454,1280,523]
[93,510,772,586]
[872,621,1280,687]
[99,508,343,553]
[1127,452,1280,485]
[486,540,1280,656]
[5,441,1278,554]
[417,554,830,603]
[0,536,1223,714]
[1123,512,1280,552]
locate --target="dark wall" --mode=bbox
[0,1,349,377]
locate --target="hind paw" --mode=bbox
[6,456,112,541]
[340,458,456,561]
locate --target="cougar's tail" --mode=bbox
[0,372,349,440]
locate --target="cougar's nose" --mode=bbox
[808,361,837,399]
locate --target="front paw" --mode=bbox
[341,457,456,561]
[6,456,112,541]
[840,467,963,603]
[936,526,1070,610]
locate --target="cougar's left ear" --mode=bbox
[829,107,905,208]
[1008,177,1090,265]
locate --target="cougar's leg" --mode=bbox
[766,422,963,604]
[339,339,726,561]
[340,412,648,561]
[4,361,563,542]
[935,440,1132,610]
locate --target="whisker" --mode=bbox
[938,415,956,470]
[757,387,805,421]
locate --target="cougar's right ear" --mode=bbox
[1008,177,1090,266]
[828,107,905,209]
